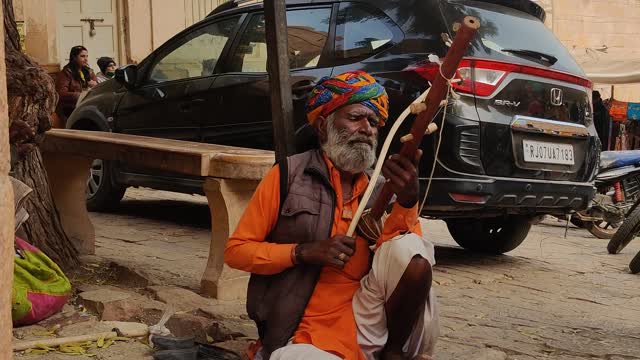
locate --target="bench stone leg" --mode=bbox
[42,152,95,255]
[201,177,259,300]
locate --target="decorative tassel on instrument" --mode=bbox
[347,16,481,243]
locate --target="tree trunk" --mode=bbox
[4,0,78,267]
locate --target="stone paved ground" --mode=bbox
[89,188,640,359]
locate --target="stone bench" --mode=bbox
[41,129,274,301]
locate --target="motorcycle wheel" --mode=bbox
[607,205,640,254]
[629,251,640,274]
[584,221,620,239]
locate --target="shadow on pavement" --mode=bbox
[95,198,212,228]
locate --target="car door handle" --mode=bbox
[291,80,315,94]
[179,98,206,112]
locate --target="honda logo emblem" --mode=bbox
[550,88,563,106]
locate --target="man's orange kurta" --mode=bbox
[225,155,421,360]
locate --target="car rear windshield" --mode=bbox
[442,0,585,76]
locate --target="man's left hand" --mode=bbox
[382,149,422,208]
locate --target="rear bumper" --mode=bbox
[420,176,595,218]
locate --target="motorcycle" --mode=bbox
[571,150,640,239]
[603,152,640,273]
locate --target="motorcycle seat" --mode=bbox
[600,150,640,171]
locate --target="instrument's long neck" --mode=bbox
[346,16,481,238]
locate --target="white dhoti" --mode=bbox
[269,233,439,360]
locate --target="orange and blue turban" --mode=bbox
[306,71,389,127]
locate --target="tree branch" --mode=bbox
[3,0,20,53]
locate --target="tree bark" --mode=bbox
[4,0,78,267]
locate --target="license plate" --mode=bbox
[522,140,574,165]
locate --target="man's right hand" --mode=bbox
[296,235,355,269]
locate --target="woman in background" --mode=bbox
[55,45,97,118]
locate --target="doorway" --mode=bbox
[56,0,120,73]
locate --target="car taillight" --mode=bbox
[409,58,593,97]
[454,63,510,96]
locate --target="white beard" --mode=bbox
[321,114,378,174]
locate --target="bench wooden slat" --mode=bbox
[42,129,274,180]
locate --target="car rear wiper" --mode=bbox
[501,48,558,65]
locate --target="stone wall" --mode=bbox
[125,0,229,64]
[545,0,640,101]
[12,0,229,69]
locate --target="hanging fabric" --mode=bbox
[610,99,629,122]
[615,123,630,150]
[628,103,640,121]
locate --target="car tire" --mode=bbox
[445,216,532,254]
[86,159,126,212]
[607,205,640,254]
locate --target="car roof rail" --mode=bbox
[478,0,545,22]
[207,0,261,17]
[207,1,238,17]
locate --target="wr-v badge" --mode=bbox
[494,100,521,107]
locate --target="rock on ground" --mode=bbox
[148,286,215,313]
[165,313,216,344]
[77,288,166,324]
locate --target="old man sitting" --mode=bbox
[225,71,439,360]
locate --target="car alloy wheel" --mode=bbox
[87,159,104,199]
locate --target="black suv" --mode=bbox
[70,0,599,253]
